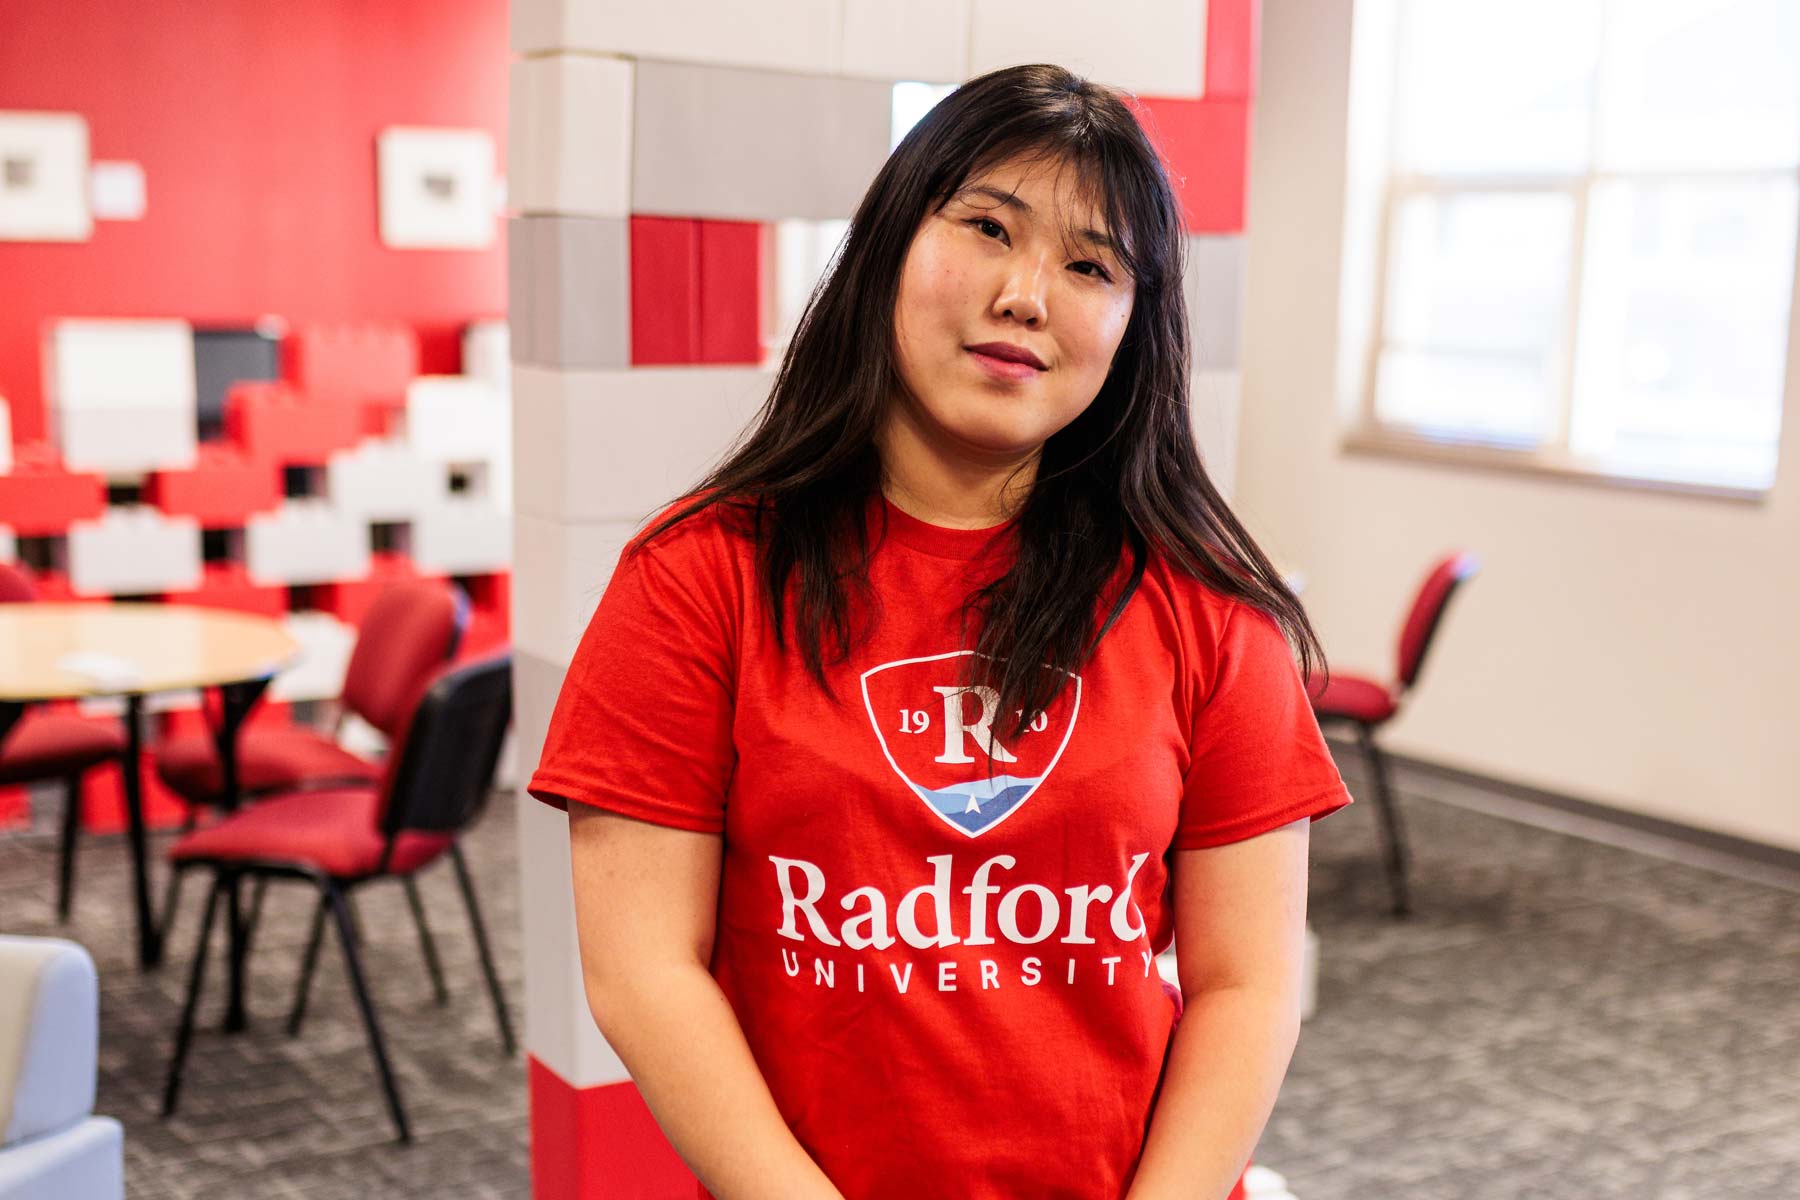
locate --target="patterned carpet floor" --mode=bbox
[1,757,1795,1198]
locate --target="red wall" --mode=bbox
[0,0,508,445]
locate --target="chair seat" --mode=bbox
[168,788,452,880]
[154,727,379,804]
[1307,670,1400,724]
[0,713,125,784]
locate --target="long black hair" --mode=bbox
[628,63,1326,744]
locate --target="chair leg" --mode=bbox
[162,873,224,1118]
[287,890,329,1038]
[402,876,450,1006]
[55,774,81,923]
[326,883,411,1143]
[242,875,270,958]
[156,806,203,946]
[1356,723,1413,918]
[222,874,251,1032]
[450,843,516,1056]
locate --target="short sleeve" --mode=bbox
[525,537,737,835]
[1174,600,1353,851]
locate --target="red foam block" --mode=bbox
[630,216,702,365]
[0,443,106,535]
[1132,95,1251,233]
[528,1057,693,1200]
[285,322,419,421]
[148,444,283,528]
[698,220,763,365]
[165,562,288,618]
[225,381,363,467]
[1204,0,1259,100]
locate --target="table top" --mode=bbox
[0,603,301,701]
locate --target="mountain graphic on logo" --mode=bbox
[910,775,1044,835]
[861,650,1081,839]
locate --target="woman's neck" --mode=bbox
[876,405,1038,529]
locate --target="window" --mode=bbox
[1359,0,1800,495]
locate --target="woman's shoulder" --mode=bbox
[627,489,763,566]
[1136,541,1244,644]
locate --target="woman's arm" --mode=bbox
[567,803,845,1200]
[1126,816,1313,1200]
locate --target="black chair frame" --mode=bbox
[160,654,516,1144]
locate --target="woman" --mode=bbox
[527,63,1352,1200]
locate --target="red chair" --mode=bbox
[160,653,516,1143]
[0,563,128,922]
[152,580,467,1002]
[1307,552,1480,917]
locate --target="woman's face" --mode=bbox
[888,151,1137,470]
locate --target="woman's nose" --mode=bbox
[992,260,1048,326]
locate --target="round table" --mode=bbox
[0,604,299,968]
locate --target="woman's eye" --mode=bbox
[969,216,1007,240]
[1071,261,1112,281]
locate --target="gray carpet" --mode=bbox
[2,759,1797,1198]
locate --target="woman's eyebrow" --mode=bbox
[956,184,1118,253]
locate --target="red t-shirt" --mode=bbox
[527,491,1352,1200]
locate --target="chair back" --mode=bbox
[377,653,511,841]
[341,580,468,738]
[0,563,37,604]
[1395,551,1480,692]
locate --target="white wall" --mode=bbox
[1236,0,1800,852]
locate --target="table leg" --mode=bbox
[215,678,270,1032]
[122,694,162,969]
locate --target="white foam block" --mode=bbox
[841,0,971,84]
[325,438,445,522]
[509,54,634,220]
[632,61,893,222]
[411,498,512,575]
[463,320,511,395]
[57,405,197,474]
[514,764,632,1089]
[47,319,196,411]
[245,500,372,587]
[406,376,510,465]
[511,513,638,667]
[969,0,1207,97]
[511,365,772,524]
[66,507,201,595]
[270,611,357,703]
[513,0,841,76]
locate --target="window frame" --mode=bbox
[1349,2,1799,503]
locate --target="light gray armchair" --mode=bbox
[0,936,123,1200]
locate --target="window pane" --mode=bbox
[1375,349,1558,445]
[1395,0,1602,175]
[1570,178,1795,489]
[1597,0,1800,172]
[1377,191,1575,443]
[1386,191,1576,356]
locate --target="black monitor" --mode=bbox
[193,324,281,441]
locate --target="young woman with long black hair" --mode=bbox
[528,63,1352,1200]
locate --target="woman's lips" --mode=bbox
[967,348,1043,382]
